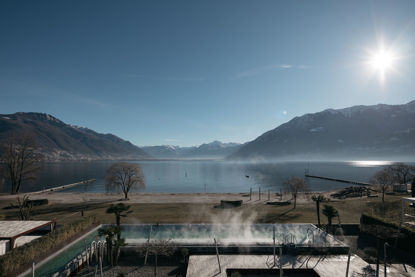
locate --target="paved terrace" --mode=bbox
[187,254,415,277]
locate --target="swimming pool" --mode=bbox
[120,223,344,247]
[25,224,346,276]
[22,229,100,277]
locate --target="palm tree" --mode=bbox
[98,225,120,266]
[106,203,131,239]
[311,194,326,227]
[322,204,338,228]
[113,238,126,266]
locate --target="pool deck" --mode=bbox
[187,254,415,277]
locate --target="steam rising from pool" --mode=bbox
[120,222,343,247]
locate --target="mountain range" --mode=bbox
[0,112,151,161]
[142,141,241,159]
[230,100,415,160]
[1,100,414,161]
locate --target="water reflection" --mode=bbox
[0,160,405,193]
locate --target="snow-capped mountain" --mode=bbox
[229,100,415,160]
[142,141,241,159]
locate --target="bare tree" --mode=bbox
[146,239,176,277]
[0,134,42,194]
[284,177,308,209]
[371,168,395,205]
[14,195,34,220]
[386,162,415,184]
[105,162,145,200]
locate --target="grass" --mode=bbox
[1,193,411,227]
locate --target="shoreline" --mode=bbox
[0,190,337,205]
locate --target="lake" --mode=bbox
[0,160,402,194]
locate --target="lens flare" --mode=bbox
[365,40,400,85]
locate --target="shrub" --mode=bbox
[0,215,97,276]
[360,213,415,255]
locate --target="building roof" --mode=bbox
[0,221,53,239]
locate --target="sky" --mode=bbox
[1,1,414,147]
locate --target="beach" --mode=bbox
[0,191,318,205]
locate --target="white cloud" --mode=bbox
[161,76,205,82]
[282,110,287,115]
[234,63,306,79]
[121,73,205,82]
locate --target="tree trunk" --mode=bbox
[116,216,121,240]
[124,191,128,200]
[293,194,297,209]
[116,246,120,265]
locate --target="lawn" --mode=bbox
[0,193,410,227]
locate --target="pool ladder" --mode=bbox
[306,228,315,245]
[283,233,297,244]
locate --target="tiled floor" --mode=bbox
[187,254,415,277]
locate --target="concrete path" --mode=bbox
[187,254,415,277]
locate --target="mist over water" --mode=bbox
[1,159,407,193]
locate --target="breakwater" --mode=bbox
[305,174,372,186]
[29,179,96,194]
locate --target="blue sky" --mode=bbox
[1,0,414,146]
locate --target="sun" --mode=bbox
[369,49,395,72]
[365,41,399,85]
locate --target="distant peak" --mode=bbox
[406,99,415,106]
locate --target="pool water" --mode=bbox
[121,224,342,246]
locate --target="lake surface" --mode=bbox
[1,160,403,194]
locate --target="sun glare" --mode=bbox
[369,49,395,71]
[365,41,400,85]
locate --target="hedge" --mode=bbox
[360,213,415,254]
[0,215,97,277]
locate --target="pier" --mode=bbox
[29,179,96,194]
[305,175,372,186]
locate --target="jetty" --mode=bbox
[28,179,96,194]
[305,174,372,186]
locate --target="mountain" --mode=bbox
[142,141,241,159]
[183,141,241,158]
[229,100,415,160]
[0,112,151,161]
[140,145,191,159]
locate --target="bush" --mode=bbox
[360,213,415,255]
[0,215,96,276]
